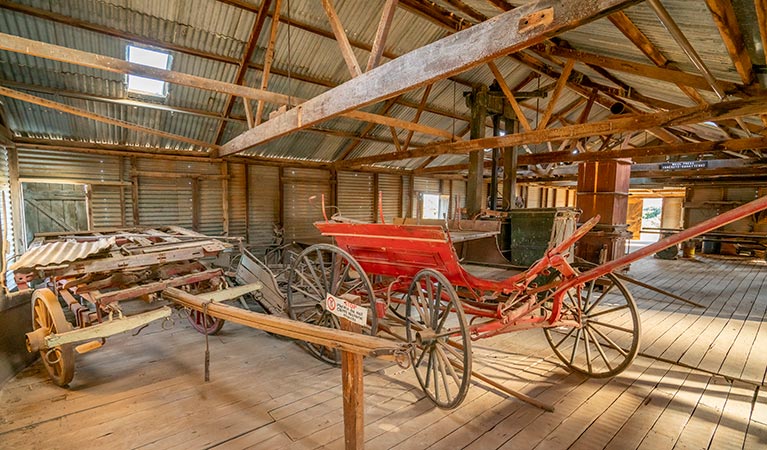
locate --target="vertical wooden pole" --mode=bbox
[466,86,487,217]
[191,177,200,232]
[130,157,140,226]
[7,145,24,252]
[503,118,519,210]
[339,297,364,450]
[118,156,126,227]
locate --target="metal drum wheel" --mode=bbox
[406,269,471,409]
[286,244,378,365]
[186,310,225,335]
[543,266,641,378]
[31,289,75,387]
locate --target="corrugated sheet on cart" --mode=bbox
[11,238,115,271]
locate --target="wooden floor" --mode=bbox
[1,255,767,449]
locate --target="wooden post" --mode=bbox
[339,295,364,450]
[372,173,380,223]
[466,86,487,217]
[278,167,284,228]
[503,117,519,209]
[118,156,126,226]
[130,157,140,226]
[191,177,201,232]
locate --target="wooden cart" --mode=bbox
[284,194,767,409]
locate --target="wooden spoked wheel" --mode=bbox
[543,269,640,378]
[31,289,75,387]
[186,310,225,335]
[286,244,378,365]
[406,269,471,409]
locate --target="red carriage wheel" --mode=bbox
[406,269,472,409]
[186,309,225,335]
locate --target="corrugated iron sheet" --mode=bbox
[11,236,115,270]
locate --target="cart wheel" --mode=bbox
[286,244,378,365]
[406,269,471,409]
[186,310,225,335]
[543,268,640,378]
[31,289,75,387]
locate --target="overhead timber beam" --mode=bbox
[418,135,767,172]
[0,33,453,143]
[0,86,217,150]
[704,0,757,86]
[0,0,469,125]
[339,94,767,168]
[532,44,748,96]
[213,0,273,143]
[219,0,644,156]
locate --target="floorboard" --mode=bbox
[1,255,765,449]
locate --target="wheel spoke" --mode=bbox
[588,324,629,357]
[569,328,582,364]
[588,304,630,319]
[585,327,613,371]
[553,326,577,349]
[589,320,634,334]
[436,345,461,387]
[584,282,615,314]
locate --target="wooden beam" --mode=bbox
[401,84,433,152]
[0,33,456,143]
[487,0,514,12]
[607,10,711,105]
[487,61,532,131]
[339,94,767,167]
[0,32,290,105]
[442,0,486,22]
[0,86,216,150]
[704,0,756,86]
[255,0,284,126]
[366,0,399,72]
[533,44,746,96]
[213,0,274,144]
[322,0,362,78]
[336,97,401,161]
[2,0,470,126]
[220,0,643,156]
[419,135,767,173]
[537,58,575,129]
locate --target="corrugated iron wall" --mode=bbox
[378,173,401,222]
[247,165,279,248]
[227,163,247,239]
[337,171,374,222]
[283,168,330,241]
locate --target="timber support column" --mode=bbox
[466,86,488,217]
[502,117,520,210]
[575,158,633,264]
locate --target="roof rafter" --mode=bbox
[704,0,756,86]
[213,0,273,144]
[220,0,645,156]
[339,94,767,168]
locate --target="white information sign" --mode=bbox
[325,294,368,326]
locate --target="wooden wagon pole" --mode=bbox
[164,288,407,450]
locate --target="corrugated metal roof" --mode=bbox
[0,0,763,168]
[11,237,115,270]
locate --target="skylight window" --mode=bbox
[126,46,170,96]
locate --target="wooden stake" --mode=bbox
[340,312,364,450]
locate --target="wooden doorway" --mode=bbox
[22,182,90,246]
